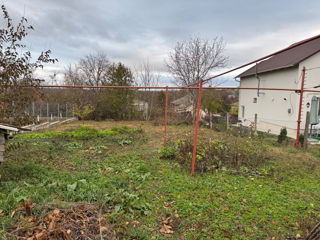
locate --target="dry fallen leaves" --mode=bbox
[6,203,118,240]
[160,216,174,237]
[21,199,33,216]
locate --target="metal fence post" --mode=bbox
[191,79,203,176]
[164,86,168,147]
[32,102,35,117]
[47,102,49,121]
[226,112,230,129]
[58,103,60,120]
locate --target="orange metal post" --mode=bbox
[2,88,8,123]
[295,67,306,149]
[164,86,168,147]
[191,79,203,176]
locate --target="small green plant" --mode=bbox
[277,127,287,144]
[299,134,304,147]
[158,145,177,159]
[106,189,150,216]
[118,138,133,146]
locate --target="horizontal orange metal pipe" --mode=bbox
[12,84,302,92]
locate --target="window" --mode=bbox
[241,105,245,118]
[253,97,257,103]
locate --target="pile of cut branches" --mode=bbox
[6,200,117,240]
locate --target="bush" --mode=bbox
[158,145,177,159]
[161,137,271,173]
[299,134,304,147]
[278,128,287,144]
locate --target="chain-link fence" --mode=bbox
[26,102,75,123]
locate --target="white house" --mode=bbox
[237,35,320,138]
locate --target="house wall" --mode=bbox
[298,51,320,126]
[238,67,299,137]
[238,51,320,137]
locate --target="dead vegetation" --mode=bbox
[6,200,118,240]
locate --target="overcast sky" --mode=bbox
[2,0,320,86]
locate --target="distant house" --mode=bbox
[172,95,206,119]
[237,35,320,137]
[171,95,193,113]
[133,99,149,119]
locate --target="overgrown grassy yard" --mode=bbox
[0,121,319,239]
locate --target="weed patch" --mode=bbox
[15,126,143,140]
[160,137,272,173]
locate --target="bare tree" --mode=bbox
[136,60,160,120]
[63,53,111,114]
[64,64,84,86]
[166,36,228,121]
[78,52,110,86]
[64,52,111,87]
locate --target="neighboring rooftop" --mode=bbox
[171,95,192,107]
[238,34,320,78]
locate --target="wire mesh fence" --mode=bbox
[26,102,75,123]
[1,86,239,128]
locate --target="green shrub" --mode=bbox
[158,145,177,159]
[299,134,304,147]
[278,127,287,144]
[161,137,271,173]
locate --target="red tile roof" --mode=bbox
[238,35,320,78]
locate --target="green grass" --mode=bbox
[0,121,319,239]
